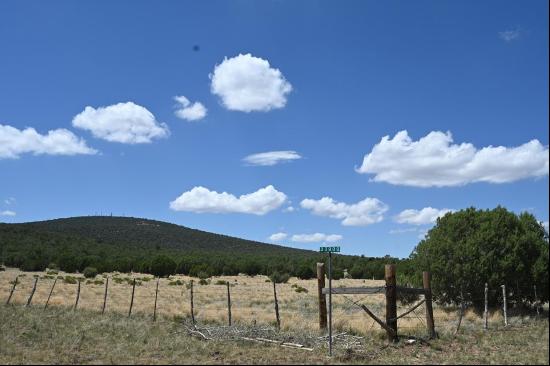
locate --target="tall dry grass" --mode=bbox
[0,268,514,336]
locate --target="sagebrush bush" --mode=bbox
[83,267,98,279]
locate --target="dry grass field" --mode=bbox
[0,268,524,337]
[1,303,548,364]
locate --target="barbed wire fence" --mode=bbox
[0,268,545,346]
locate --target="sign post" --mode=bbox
[320,245,340,357]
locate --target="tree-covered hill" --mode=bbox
[0,216,399,279]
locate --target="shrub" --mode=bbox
[168,280,184,286]
[269,271,290,284]
[295,265,315,280]
[0,266,5,272]
[196,271,209,280]
[198,278,209,285]
[150,255,177,277]
[64,276,78,284]
[83,267,98,278]
[294,285,308,293]
[46,270,58,276]
[214,280,227,285]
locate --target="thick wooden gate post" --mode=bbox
[423,272,436,339]
[317,263,327,330]
[226,281,232,326]
[190,280,195,324]
[385,264,398,342]
[273,281,281,329]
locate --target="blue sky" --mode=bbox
[1,1,548,258]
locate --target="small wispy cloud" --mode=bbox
[389,227,418,235]
[499,27,522,42]
[243,151,302,166]
[4,197,16,205]
[0,210,16,217]
[269,232,288,242]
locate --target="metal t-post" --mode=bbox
[328,251,332,357]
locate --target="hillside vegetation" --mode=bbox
[0,216,398,279]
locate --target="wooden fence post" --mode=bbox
[273,281,280,329]
[44,277,57,310]
[128,278,136,317]
[501,285,508,326]
[26,277,38,307]
[385,264,398,342]
[153,277,159,321]
[534,285,540,318]
[6,276,18,305]
[102,277,109,315]
[226,281,232,326]
[74,280,81,310]
[190,280,195,324]
[316,263,327,330]
[484,283,488,330]
[423,272,436,339]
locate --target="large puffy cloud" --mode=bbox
[173,96,207,121]
[210,53,292,112]
[300,196,388,226]
[291,233,342,243]
[0,124,97,159]
[72,102,169,144]
[169,185,287,215]
[243,151,302,166]
[394,207,453,225]
[356,130,549,187]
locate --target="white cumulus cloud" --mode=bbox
[0,210,16,216]
[72,102,169,144]
[0,124,97,159]
[174,96,207,121]
[300,196,388,226]
[291,233,342,243]
[356,130,549,187]
[269,232,288,242]
[169,185,287,215]
[499,28,522,42]
[210,53,292,112]
[243,151,302,166]
[394,207,453,225]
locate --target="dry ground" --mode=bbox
[0,305,548,364]
[0,268,516,337]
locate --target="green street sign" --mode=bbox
[320,246,340,253]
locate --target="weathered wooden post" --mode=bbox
[44,277,58,309]
[534,285,540,318]
[74,280,81,310]
[26,277,38,307]
[226,281,232,326]
[128,278,136,317]
[484,283,488,330]
[102,277,109,314]
[153,277,160,321]
[423,272,436,339]
[316,263,327,330]
[190,280,195,324]
[385,264,398,342]
[501,285,508,326]
[6,276,18,305]
[273,281,280,329]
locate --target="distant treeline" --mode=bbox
[0,218,404,279]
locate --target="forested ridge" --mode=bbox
[0,216,399,279]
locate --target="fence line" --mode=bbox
[0,271,543,336]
